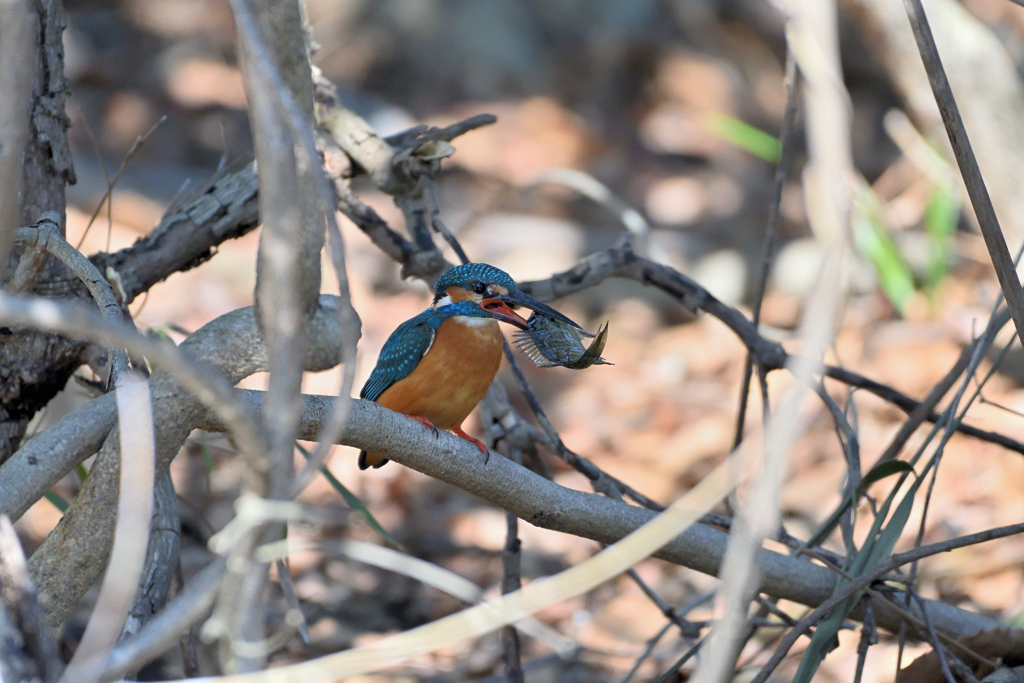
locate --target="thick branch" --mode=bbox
[0,0,76,458]
[229,0,327,664]
[234,0,322,325]
[194,391,1008,647]
[0,0,36,266]
[4,0,76,296]
[0,164,259,461]
[21,298,344,625]
[16,0,74,231]
[232,0,312,529]
[91,164,260,302]
[121,472,180,644]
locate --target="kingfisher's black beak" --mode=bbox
[489,291,582,329]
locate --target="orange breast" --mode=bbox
[375,317,503,430]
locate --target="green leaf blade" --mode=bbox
[703,112,781,163]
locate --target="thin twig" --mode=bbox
[822,358,1023,454]
[626,568,701,638]
[383,113,497,148]
[733,46,799,451]
[75,116,167,251]
[501,450,524,683]
[747,530,1003,683]
[902,0,1024,345]
[99,559,227,682]
[519,243,1024,455]
[853,602,877,683]
[909,588,956,683]
[870,344,973,467]
[619,620,675,683]
[653,638,705,683]
[14,218,129,385]
[753,594,798,628]
[319,133,416,264]
[891,305,1002,664]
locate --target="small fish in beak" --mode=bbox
[513,312,611,369]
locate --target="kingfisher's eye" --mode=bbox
[471,282,487,294]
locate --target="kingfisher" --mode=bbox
[358,263,577,469]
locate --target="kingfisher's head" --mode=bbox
[432,263,580,329]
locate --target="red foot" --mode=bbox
[453,426,489,455]
[409,415,440,437]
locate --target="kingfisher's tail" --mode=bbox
[358,450,389,469]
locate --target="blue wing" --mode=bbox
[360,311,437,402]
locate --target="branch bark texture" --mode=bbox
[0,0,36,266]
[0,164,259,461]
[194,391,1005,647]
[25,298,345,625]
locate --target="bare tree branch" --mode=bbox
[122,472,180,644]
[227,0,365,669]
[318,133,417,264]
[13,0,74,234]
[0,0,36,267]
[697,2,855,676]
[10,298,343,624]
[0,391,116,520]
[747,527,1013,683]
[195,391,1009,648]
[61,373,156,683]
[95,164,260,301]
[0,293,268,462]
[232,0,322,493]
[2,0,76,299]
[518,242,1024,456]
[0,516,60,682]
[314,77,495,281]
[734,46,798,451]
[95,559,227,683]
[0,163,259,461]
[13,217,128,388]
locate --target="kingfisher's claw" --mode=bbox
[410,415,440,437]
[453,426,489,463]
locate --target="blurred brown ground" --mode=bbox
[17,0,1024,680]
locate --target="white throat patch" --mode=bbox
[454,315,496,328]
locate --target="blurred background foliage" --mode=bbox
[24,0,1024,680]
